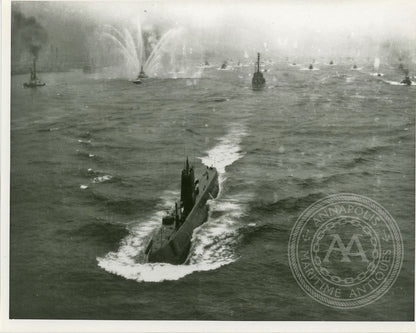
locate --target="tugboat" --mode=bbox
[252,53,266,90]
[145,158,219,264]
[23,58,45,88]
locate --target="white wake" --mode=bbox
[97,124,248,282]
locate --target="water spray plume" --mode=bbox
[96,18,202,78]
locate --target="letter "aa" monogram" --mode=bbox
[323,234,369,263]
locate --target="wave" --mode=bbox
[197,97,230,104]
[199,123,247,173]
[249,192,326,215]
[70,221,129,246]
[382,79,415,86]
[300,67,320,71]
[78,139,91,145]
[76,149,96,159]
[92,175,113,184]
[97,124,248,282]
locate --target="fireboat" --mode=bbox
[132,65,148,84]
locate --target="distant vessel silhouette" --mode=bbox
[137,65,148,79]
[221,61,227,69]
[308,64,313,70]
[83,58,97,74]
[252,53,265,90]
[329,60,334,65]
[145,158,219,264]
[401,76,412,86]
[23,58,45,88]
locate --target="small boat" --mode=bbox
[220,61,227,69]
[353,64,357,69]
[137,65,148,79]
[308,64,313,70]
[329,60,334,65]
[23,58,45,88]
[132,79,142,84]
[400,76,412,86]
[252,53,266,90]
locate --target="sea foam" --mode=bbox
[97,124,248,282]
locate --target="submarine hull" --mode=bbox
[147,168,219,265]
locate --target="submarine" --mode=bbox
[252,53,266,90]
[145,158,219,264]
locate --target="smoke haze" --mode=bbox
[10,1,416,73]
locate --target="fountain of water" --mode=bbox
[95,20,204,79]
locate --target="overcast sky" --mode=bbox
[12,1,416,64]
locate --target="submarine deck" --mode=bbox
[148,167,218,253]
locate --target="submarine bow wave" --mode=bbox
[97,124,247,282]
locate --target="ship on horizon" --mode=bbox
[24,57,45,88]
[252,52,265,90]
[145,158,219,264]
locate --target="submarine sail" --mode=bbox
[145,158,219,264]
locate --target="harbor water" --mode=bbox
[10,63,415,320]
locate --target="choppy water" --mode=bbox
[10,62,415,320]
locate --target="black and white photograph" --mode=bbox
[1,0,415,331]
